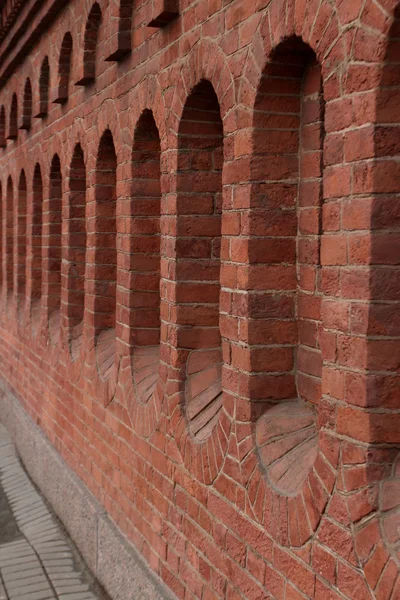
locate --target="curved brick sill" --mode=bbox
[256,401,318,496]
[96,328,116,380]
[380,455,400,564]
[30,299,42,333]
[185,349,223,442]
[69,320,84,361]
[17,296,25,322]
[132,346,159,405]
[49,308,60,344]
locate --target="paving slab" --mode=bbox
[0,426,109,600]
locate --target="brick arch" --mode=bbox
[0,106,5,147]
[104,0,133,61]
[126,76,168,153]
[75,1,103,86]
[119,76,169,438]
[0,181,2,293]
[232,32,340,548]
[16,169,27,318]
[65,143,87,363]
[20,78,32,130]
[87,97,130,164]
[240,0,345,111]
[60,121,90,382]
[33,133,66,363]
[45,153,63,346]
[124,110,163,437]
[35,56,50,119]
[169,38,236,134]
[5,175,14,302]
[165,40,235,484]
[84,101,129,405]
[93,129,117,378]
[7,93,17,140]
[29,162,43,333]
[12,160,32,338]
[53,32,73,104]
[79,100,129,406]
[72,0,109,84]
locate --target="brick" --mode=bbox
[0,2,397,599]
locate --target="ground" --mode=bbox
[0,425,108,600]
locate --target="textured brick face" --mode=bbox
[0,0,399,598]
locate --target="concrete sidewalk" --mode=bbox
[0,424,109,600]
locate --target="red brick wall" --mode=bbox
[0,0,399,598]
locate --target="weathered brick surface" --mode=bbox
[0,0,399,598]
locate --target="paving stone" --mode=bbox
[8,590,55,600]
[35,542,70,549]
[2,567,45,581]
[0,549,33,559]
[1,563,43,576]
[54,584,90,594]
[6,579,52,593]
[0,429,108,600]
[58,592,96,600]
[45,566,76,574]
[29,533,60,543]
[0,547,34,560]
[0,581,6,600]
[51,576,83,586]
[0,558,39,569]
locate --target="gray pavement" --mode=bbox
[0,425,109,600]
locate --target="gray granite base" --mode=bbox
[0,383,176,600]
